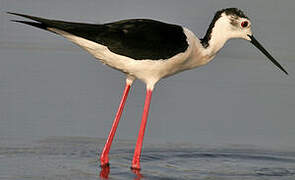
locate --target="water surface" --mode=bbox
[1,136,295,180]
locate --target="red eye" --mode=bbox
[241,21,248,28]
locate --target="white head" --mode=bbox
[201,8,252,48]
[201,8,288,75]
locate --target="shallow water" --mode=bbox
[1,136,295,180]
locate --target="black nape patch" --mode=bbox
[201,8,248,48]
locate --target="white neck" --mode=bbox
[202,15,232,58]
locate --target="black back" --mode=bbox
[9,13,188,60]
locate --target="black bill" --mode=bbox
[248,35,288,75]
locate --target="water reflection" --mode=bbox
[131,169,143,180]
[1,137,295,180]
[99,166,110,179]
[99,166,143,180]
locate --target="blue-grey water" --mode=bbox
[1,0,295,179]
[1,136,295,180]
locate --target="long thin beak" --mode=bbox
[248,35,288,75]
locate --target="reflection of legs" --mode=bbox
[99,165,110,179]
[131,88,153,170]
[100,81,132,167]
[131,168,143,180]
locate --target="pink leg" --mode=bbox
[100,83,131,167]
[131,88,153,170]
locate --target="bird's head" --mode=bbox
[201,8,288,75]
[218,8,252,40]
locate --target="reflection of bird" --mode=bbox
[9,7,288,170]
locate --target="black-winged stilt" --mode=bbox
[8,8,288,170]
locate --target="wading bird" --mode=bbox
[9,8,288,170]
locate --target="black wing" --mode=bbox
[8,12,189,60]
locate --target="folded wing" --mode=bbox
[8,12,188,60]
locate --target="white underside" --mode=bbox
[48,27,212,90]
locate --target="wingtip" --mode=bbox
[10,20,18,23]
[7,12,21,16]
[6,12,44,22]
[7,12,29,18]
[7,12,27,24]
[10,20,27,23]
[9,19,47,30]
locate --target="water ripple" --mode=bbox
[1,137,295,180]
